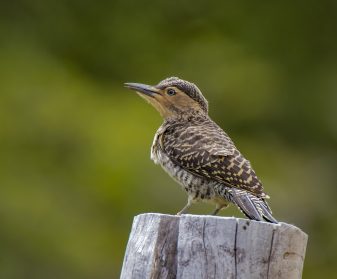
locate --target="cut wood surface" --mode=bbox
[120,213,308,279]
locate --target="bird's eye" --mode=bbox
[167,88,176,96]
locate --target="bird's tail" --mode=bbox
[230,189,278,223]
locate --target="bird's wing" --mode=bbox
[162,121,267,197]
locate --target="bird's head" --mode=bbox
[125,77,208,120]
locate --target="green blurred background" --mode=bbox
[0,0,336,278]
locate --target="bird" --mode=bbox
[125,77,277,223]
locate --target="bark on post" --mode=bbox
[120,213,307,279]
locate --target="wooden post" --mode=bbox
[120,213,308,279]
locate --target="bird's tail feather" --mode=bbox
[230,189,278,224]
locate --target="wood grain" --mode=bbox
[120,213,307,279]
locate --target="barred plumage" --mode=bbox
[126,77,277,223]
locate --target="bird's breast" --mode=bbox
[151,134,220,201]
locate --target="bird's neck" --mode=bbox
[163,110,209,125]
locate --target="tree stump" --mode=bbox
[120,213,307,279]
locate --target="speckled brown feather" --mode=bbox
[161,117,267,198]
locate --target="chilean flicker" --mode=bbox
[125,77,277,223]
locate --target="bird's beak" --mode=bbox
[124,82,161,98]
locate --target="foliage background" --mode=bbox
[0,0,336,278]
